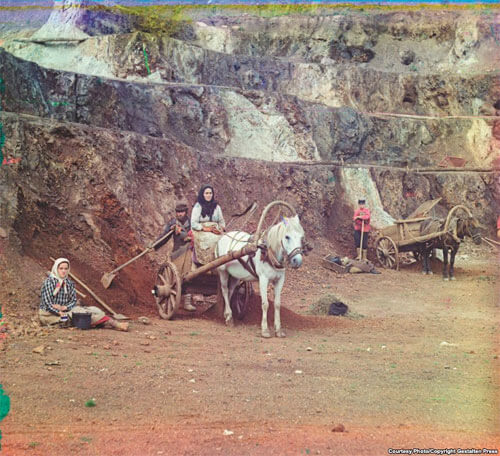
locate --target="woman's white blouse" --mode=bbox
[191,202,226,231]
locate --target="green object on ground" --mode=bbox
[142,44,151,75]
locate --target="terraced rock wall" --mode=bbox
[0,7,499,308]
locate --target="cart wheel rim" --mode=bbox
[230,281,253,320]
[376,236,399,269]
[155,261,182,319]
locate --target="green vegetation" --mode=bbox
[92,4,190,36]
[82,2,500,37]
[84,399,96,408]
[0,384,10,450]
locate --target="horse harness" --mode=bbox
[235,237,303,279]
[234,239,282,280]
[259,238,303,271]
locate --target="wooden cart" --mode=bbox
[374,199,473,270]
[152,201,295,320]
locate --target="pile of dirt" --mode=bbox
[204,293,347,331]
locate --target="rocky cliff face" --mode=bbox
[0,7,499,309]
[3,10,500,166]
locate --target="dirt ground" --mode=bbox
[0,239,499,455]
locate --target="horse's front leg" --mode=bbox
[442,248,449,280]
[218,268,233,326]
[449,247,457,280]
[258,275,271,338]
[273,273,286,338]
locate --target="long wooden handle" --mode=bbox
[76,289,86,299]
[359,220,365,260]
[50,257,118,316]
[109,229,174,275]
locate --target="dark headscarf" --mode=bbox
[196,184,218,220]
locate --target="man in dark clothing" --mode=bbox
[154,203,191,256]
[153,203,195,311]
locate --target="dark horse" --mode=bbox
[419,213,482,280]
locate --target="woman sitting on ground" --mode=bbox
[39,258,128,331]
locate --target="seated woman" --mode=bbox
[39,258,128,331]
[190,185,226,265]
[191,185,226,233]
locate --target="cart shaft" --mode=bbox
[182,243,258,282]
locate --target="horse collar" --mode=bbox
[270,246,286,269]
[260,243,286,270]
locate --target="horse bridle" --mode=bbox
[280,237,309,265]
[463,218,482,243]
[284,243,303,264]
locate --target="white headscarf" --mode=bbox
[50,257,70,296]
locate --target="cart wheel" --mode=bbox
[230,281,253,320]
[376,236,399,270]
[154,261,182,319]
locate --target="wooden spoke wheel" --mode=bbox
[375,236,399,270]
[154,261,182,319]
[230,281,253,320]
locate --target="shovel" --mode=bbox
[101,229,173,289]
[49,257,129,320]
[358,219,365,261]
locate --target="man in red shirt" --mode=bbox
[353,199,371,260]
[497,215,500,239]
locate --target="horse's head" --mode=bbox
[458,216,482,245]
[274,215,305,269]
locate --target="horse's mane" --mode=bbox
[265,215,304,254]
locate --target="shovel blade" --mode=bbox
[101,272,116,289]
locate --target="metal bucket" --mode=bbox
[72,312,91,330]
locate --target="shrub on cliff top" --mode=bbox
[92,5,190,36]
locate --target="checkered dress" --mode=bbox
[39,276,77,314]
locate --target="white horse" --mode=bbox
[215,214,305,338]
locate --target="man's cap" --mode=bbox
[175,203,188,212]
[358,199,366,204]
